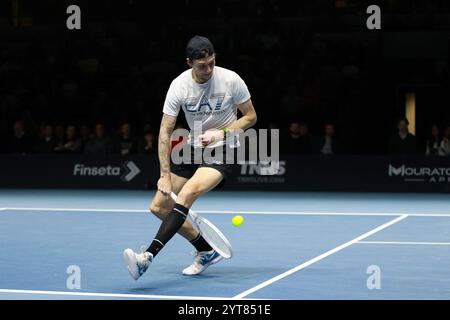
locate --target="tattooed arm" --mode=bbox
[157,114,177,195]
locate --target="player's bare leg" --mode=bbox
[173,167,225,275]
[176,167,223,208]
[123,173,188,280]
[124,167,224,279]
[147,166,224,256]
[149,172,199,241]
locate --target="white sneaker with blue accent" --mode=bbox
[123,248,153,280]
[182,250,223,276]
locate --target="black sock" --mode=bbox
[190,234,213,252]
[147,203,189,257]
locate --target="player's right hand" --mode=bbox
[157,175,172,196]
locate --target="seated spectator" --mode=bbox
[115,122,136,155]
[316,123,339,155]
[54,125,82,153]
[35,124,59,154]
[79,125,92,152]
[138,131,155,155]
[8,120,34,155]
[84,123,113,155]
[283,121,313,154]
[439,125,450,156]
[425,124,442,155]
[388,118,417,155]
[54,125,65,147]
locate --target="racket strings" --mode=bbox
[197,219,232,258]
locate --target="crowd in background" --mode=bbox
[4,118,450,156]
[1,0,450,156]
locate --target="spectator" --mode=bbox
[54,125,82,153]
[425,124,442,155]
[439,125,450,156]
[8,120,34,155]
[84,123,113,155]
[79,125,92,152]
[316,123,339,155]
[283,121,313,154]
[388,118,417,155]
[138,131,155,155]
[35,124,58,153]
[54,125,65,147]
[115,122,136,155]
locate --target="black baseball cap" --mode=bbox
[185,36,215,60]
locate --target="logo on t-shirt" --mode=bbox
[185,93,226,113]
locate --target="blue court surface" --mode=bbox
[0,189,450,300]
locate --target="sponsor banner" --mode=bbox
[0,155,158,189]
[73,161,141,182]
[388,164,450,183]
[0,155,448,192]
[224,156,450,192]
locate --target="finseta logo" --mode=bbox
[73,161,140,182]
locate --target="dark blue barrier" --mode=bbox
[0,155,448,193]
[0,155,159,189]
[226,155,450,193]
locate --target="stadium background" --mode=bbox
[0,0,449,192]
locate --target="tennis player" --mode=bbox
[123,36,257,280]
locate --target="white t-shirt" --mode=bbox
[163,66,251,148]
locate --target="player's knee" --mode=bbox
[177,186,201,204]
[150,202,169,220]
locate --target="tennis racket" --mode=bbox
[170,192,233,259]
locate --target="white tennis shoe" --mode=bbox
[123,248,153,280]
[182,250,223,276]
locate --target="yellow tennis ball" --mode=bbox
[232,215,244,227]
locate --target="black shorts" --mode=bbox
[170,145,235,179]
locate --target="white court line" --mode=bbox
[2,207,149,213]
[358,241,450,246]
[2,207,450,217]
[0,289,240,300]
[232,214,409,299]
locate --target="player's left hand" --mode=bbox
[199,129,223,146]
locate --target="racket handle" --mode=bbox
[170,192,178,202]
